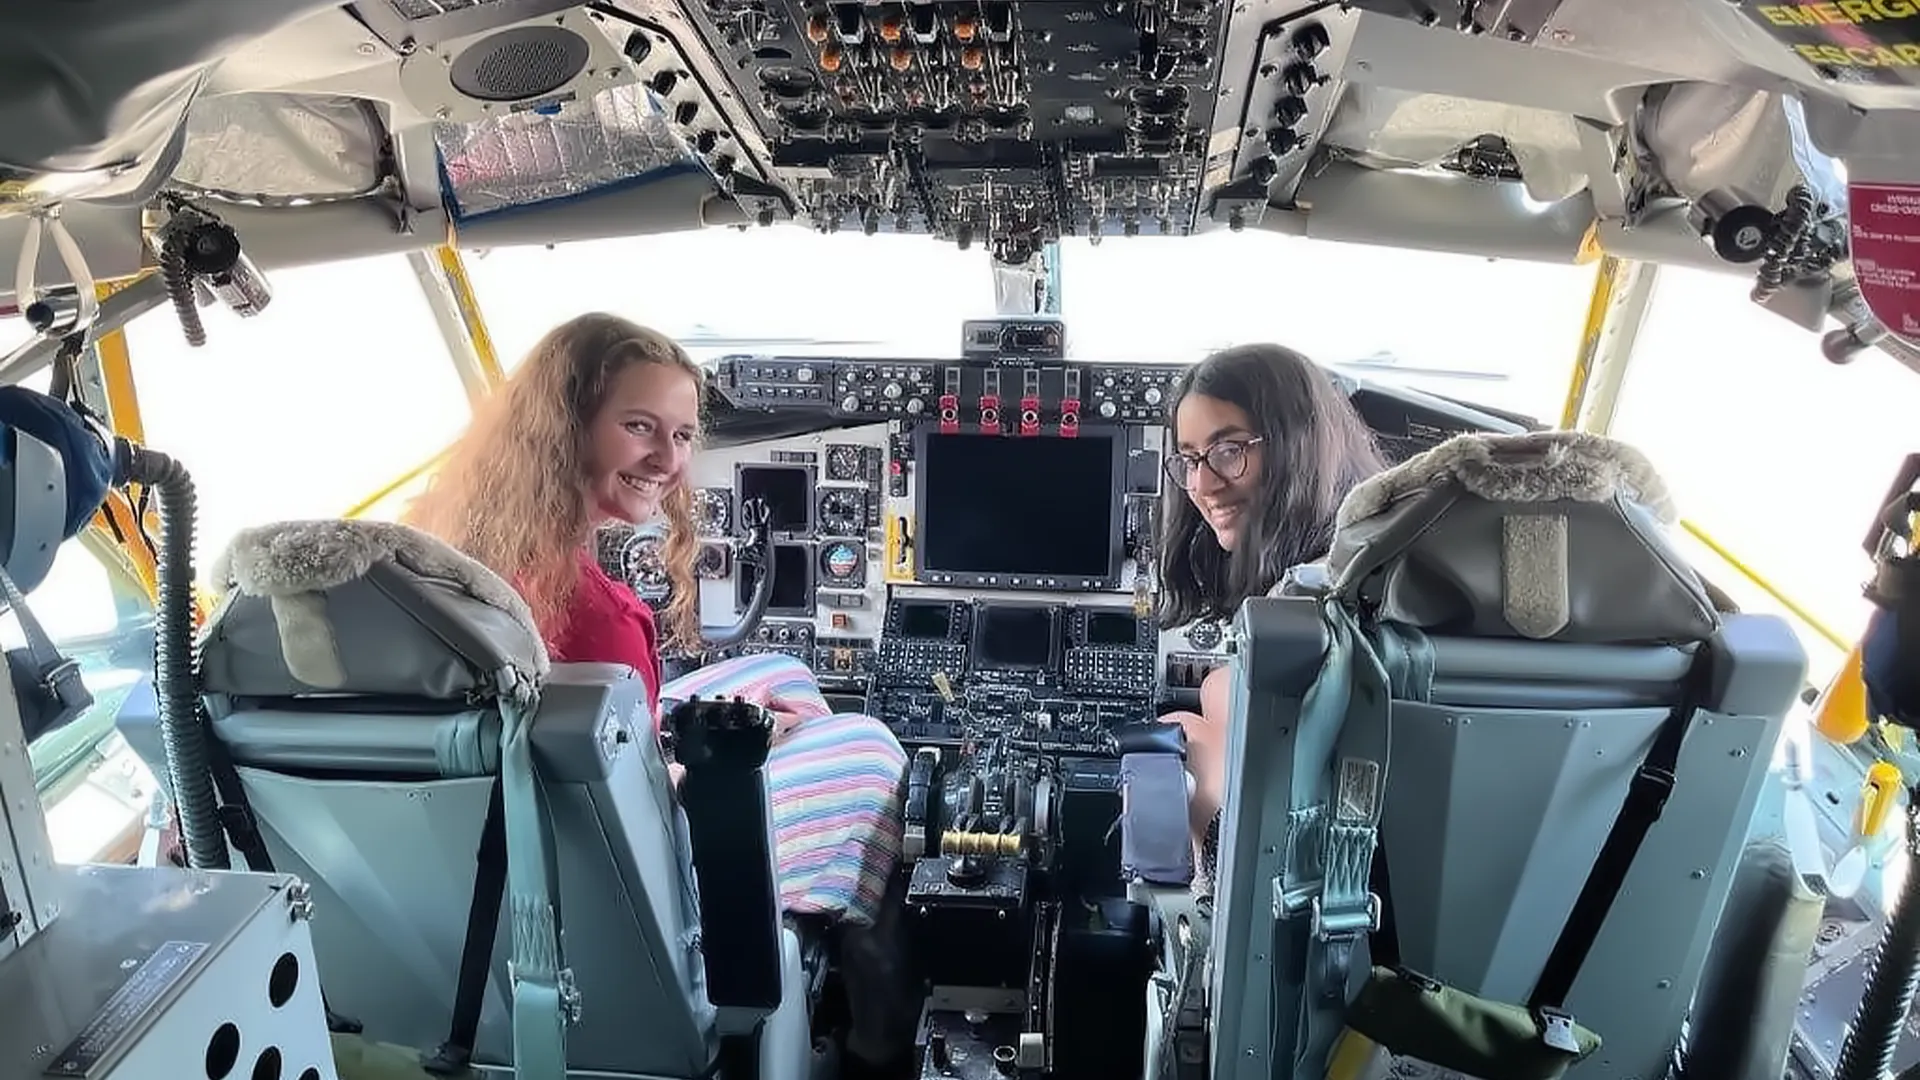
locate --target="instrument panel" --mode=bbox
[600,323,1517,732]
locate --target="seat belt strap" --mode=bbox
[1527,653,1710,1021]
[1291,599,1391,1078]
[203,732,278,874]
[1363,623,1432,976]
[498,682,578,1080]
[424,775,508,1075]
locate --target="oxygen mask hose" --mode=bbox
[119,439,227,870]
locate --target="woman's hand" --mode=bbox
[768,703,807,745]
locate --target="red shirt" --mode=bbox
[545,554,662,723]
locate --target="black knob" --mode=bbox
[1267,127,1302,154]
[1273,95,1307,126]
[1249,155,1279,185]
[675,100,700,126]
[651,70,679,95]
[1291,23,1330,59]
[1282,61,1319,96]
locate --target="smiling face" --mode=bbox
[583,360,701,525]
[1173,392,1265,552]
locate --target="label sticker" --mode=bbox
[47,940,209,1077]
[1738,1,1920,86]
[1848,182,1920,339]
[1336,757,1381,822]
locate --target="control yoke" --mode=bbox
[701,496,774,650]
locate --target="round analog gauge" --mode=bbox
[694,541,732,580]
[819,540,865,586]
[621,526,672,601]
[825,444,864,481]
[694,488,731,537]
[817,488,866,536]
[1184,620,1223,651]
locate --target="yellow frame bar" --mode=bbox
[435,244,506,392]
[1558,255,1622,429]
[342,446,453,519]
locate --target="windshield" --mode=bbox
[465,226,1597,422]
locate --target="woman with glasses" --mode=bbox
[1155,343,1386,893]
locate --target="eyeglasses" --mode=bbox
[1164,437,1264,489]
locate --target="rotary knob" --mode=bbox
[841,395,860,412]
[883,382,903,400]
[1099,400,1118,419]
[906,397,925,414]
[795,366,816,382]
[1143,386,1164,406]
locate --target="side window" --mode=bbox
[19,539,157,864]
[123,253,476,555]
[1611,266,1920,686]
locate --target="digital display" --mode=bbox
[974,605,1056,669]
[737,542,813,614]
[1085,611,1138,647]
[917,432,1120,580]
[738,465,813,532]
[898,602,954,639]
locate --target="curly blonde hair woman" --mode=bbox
[404,313,915,1074]
[406,313,703,651]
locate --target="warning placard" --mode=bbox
[1849,182,1920,339]
[1739,1,1920,86]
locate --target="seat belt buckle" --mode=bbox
[43,658,84,705]
[1630,762,1677,813]
[1309,892,1381,940]
[1533,1006,1581,1053]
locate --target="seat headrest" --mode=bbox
[1325,431,1719,645]
[202,519,550,701]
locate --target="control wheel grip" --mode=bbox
[665,696,775,768]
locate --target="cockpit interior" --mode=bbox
[2,2,1920,1080]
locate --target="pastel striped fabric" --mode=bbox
[660,653,907,925]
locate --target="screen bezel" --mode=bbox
[735,462,817,536]
[736,541,816,617]
[910,424,1128,590]
[969,602,1061,672]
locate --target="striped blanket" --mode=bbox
[661,653,907,925]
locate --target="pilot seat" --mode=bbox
[1207,431,1805,1080]
[141,518,820,1080]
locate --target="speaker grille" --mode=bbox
[449,25,590,102]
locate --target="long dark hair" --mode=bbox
[1156,343,1386,628]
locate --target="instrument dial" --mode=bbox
[694,542,732,580]
[818,488,867,536]
[620,527,673,602]
[826,443,865,481]
[1184,620,1223,651]
[819,540,866,587]
[695,488,732,536]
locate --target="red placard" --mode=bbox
[1849,181,1920,339]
